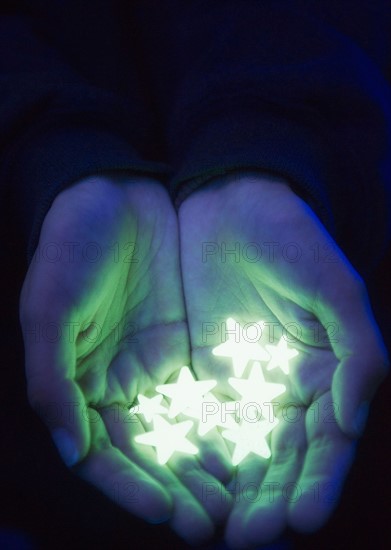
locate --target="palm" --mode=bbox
[178,173,387,547]
[20,175,231,544]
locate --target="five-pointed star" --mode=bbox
[266,337,299,375]
[184,393,238,436]
[156,366,217,418]
[212,317,270,377]
[129,393,168,423]
[134,416,198,464]
[222,417,278,465]
[229,362,286,418]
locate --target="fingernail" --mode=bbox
[354,401,369,436]
[51,428,79,466]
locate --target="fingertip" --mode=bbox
[144,483,173,524]
[288,491,333,534]
[245,506,286,546]
[126,473,173,524]
[225,505,286,549]
[224,507,250,549]
[174,517,215,547]
[169,497,215,546]
[29,377,90,465]
[331,354,388,438]
[51,428,80,467]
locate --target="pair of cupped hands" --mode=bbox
[19,172,388,548]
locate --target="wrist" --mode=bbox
[47,173,169,229]
[179,170,296,216]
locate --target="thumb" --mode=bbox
[331,351,388,438]
[22,321,90,466]
[37,379,90,467]
[315,271,389,438]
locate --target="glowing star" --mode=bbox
[222,417,279,465]
[184,393,238,436]
[156,366,217,419]
[228,362,286,418]
[134,416,198,465]
[266,337,299,375]
[129,394,168,423]
[212,317,270,377]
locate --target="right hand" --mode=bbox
[19,174,232,545]
[178,172,388,547]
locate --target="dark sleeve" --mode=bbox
[133,0,391,274]
[0,1,169,263]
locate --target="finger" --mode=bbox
[226,411,306,548]
[288,393,356,533]
[314,268,389,437]
[21,318,90,466]
[75,408,172,524]
[192,425,234,483]
[134,406,235,523]
[224,455,269,549]
[100,408,215,545]
[170,453,233,525]
[245,410,306,546]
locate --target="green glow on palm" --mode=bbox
[132,319,299,466]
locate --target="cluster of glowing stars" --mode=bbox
[132,318,299,465]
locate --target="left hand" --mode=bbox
[19,174,232,546]
[178,172,389,548]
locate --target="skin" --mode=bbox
[20,171,388,548]
[19,174,233,546]
[178,172,389,548]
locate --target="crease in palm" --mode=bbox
[21,173,388,548]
